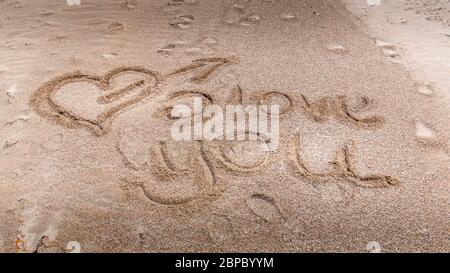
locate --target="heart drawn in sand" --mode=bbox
[30,67,162,136]
[30,57,235,136]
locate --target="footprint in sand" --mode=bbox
[106,21,125,33]
[163,5,182,14]
[6,0,23,9]
[66,0,81,6]
[184,46,215,56]
[101,52,118,60]
[415,121,438,144]
[39,133,64,153]
[1,111,30,153]
[207,214,235,244]
[6,84,17,103]
[374,39,401,63]
[2,137,20,151]
[167,0,197,7]
[123,0,137,9]
[226,14,261,27]
[326,44,348,54]
[184,0,198,4]
[417,84,435,96]
[41,9,55,16]
[225,2,261,27]
[234,3,245,12]
[169,15,194,29]
[203,37,218,46]
[2,113,30,129]
[157,41,187,56]
[281,13,297,21]
[157,38,217,57]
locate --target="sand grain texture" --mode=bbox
[0,0,449,252]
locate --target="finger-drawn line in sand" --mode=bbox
[30,57,235,135]
[288,133,400,188]
[98,80,146,104]
[200,142,218,185]
[116,140,145,171]
[246,193,284,223]
[125,135,276,205]
[206,131,275,174]
[227,86,292,116]
[148,141,192,180]
[226,85,244,105]
[256,91,293,115]
[30,67,162,136]
[154,89,216,119]
[299,94,385,128]
[232,86,383,127]
[129,141,220,206]
[167,57,235,83]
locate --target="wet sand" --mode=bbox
[0,0,449,252]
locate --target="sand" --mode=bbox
[0,0,449,253]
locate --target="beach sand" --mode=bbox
[0,0,448,252]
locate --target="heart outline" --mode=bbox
[30,66,162,136]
